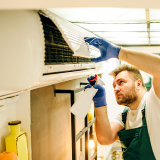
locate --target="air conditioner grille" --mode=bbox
[39,14,93,65]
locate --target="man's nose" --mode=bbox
[114,85,120,92]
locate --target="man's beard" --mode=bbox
[116,84,138,106]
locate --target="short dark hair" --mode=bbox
[109,64,146,88]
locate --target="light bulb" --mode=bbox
[89,140,95,149]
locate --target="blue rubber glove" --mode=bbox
[84,37,121,62]
[84,84,92,90]
[84,84,107,107]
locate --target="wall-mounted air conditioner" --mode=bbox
[0,10,103,92]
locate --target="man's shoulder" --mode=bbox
[147,86,160,102]
[146,86,160,109]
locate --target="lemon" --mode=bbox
[88,111,94,121]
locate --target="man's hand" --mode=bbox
[84,37,121,62]
[85,84,107,107]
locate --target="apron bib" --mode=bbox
[117,105,156,160]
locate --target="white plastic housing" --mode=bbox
[0,10,44,91]
[0,10,103,94]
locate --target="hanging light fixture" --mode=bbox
[89,125,95,149]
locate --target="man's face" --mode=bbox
[113,70,138,106]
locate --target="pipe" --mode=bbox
[76,118,95,142]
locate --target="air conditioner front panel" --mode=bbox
[31,67,101,90]
[38,12,94,65]
[0,10,44,91]
[42,9,101,58]
[42,63,101,74]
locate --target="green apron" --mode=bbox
[117,105,156,160]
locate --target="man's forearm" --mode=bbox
[119,48,160,78]
[95,106,112,145]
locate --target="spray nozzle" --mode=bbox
[89,74,97,81]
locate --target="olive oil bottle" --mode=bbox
[5,121,29,160]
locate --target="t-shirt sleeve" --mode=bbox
[148,86,160,109]
[112,109,124,127]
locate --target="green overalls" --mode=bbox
[117,105,156,160]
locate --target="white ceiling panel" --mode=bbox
[94,31,148,38]
[106,37,148,42]
[150,23,160,31]
[150,38,160,44]
[48,8,146,22]
[47,8,160,46]
[150,32,160,37]
[112,41,149,45]
[150,42,160,45]
[150,9,160,21]
[75,23,147,32]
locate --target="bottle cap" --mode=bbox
[8,121,21,125]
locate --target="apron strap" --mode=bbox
[122,106,130,129]
[141,104,147,126]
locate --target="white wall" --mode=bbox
[97,59,124,159]
[0,77,91,160]
[0,91,31,159]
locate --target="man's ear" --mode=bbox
[136,79,142,90]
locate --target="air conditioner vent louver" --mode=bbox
[39,14,93,65]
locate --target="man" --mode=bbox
[84,37,160,160]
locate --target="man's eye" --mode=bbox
[120,81,124,84]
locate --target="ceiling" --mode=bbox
[1,0,160,9]
[48,8,160,47]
